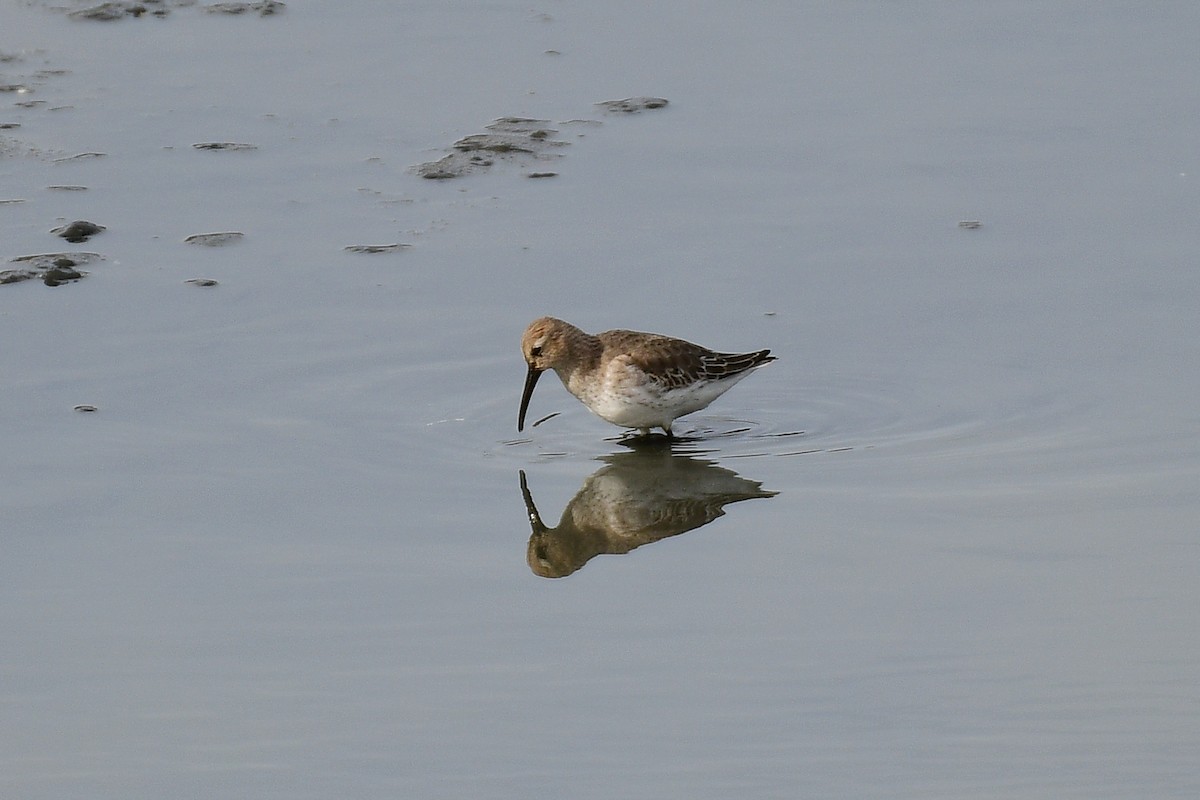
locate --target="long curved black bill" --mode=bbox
[518,470,547,533]
[518,365,543,432]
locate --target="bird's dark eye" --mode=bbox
[530,345,542,357]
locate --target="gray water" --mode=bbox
[2,2,1198,797]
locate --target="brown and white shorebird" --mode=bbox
[518,317,775,437]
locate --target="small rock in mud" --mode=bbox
[527,172,558,179]
[0,123,21,130]
[184,232,244,247]
[596,96,669,114]
[74,405,99,413]
[344,244,411,254]
[52,219,106,243]
[193,142,258,151]
[185,278,220,287]
[43,264,84,286]
[205,1,285,15]
[47,185,89,191]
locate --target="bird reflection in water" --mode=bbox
[520,445,778,578]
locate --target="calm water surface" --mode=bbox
[2,2,1198,798]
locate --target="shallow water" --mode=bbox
[3,2,1199,797]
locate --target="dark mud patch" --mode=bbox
[184,231,244,246]
[193,142,258,151]
[1,252,103,286]
[68,2,167,20]
[412,100,667,180]
[59,1,284,21]
[52,152,106,163]
[344,243,411,254]
[415,117,568,180]
[52,219,105,243]
[205,1,284,15]
[596,96,669,114]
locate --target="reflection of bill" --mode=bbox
[520,449,778,579]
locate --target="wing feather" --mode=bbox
[604,330,773,390]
